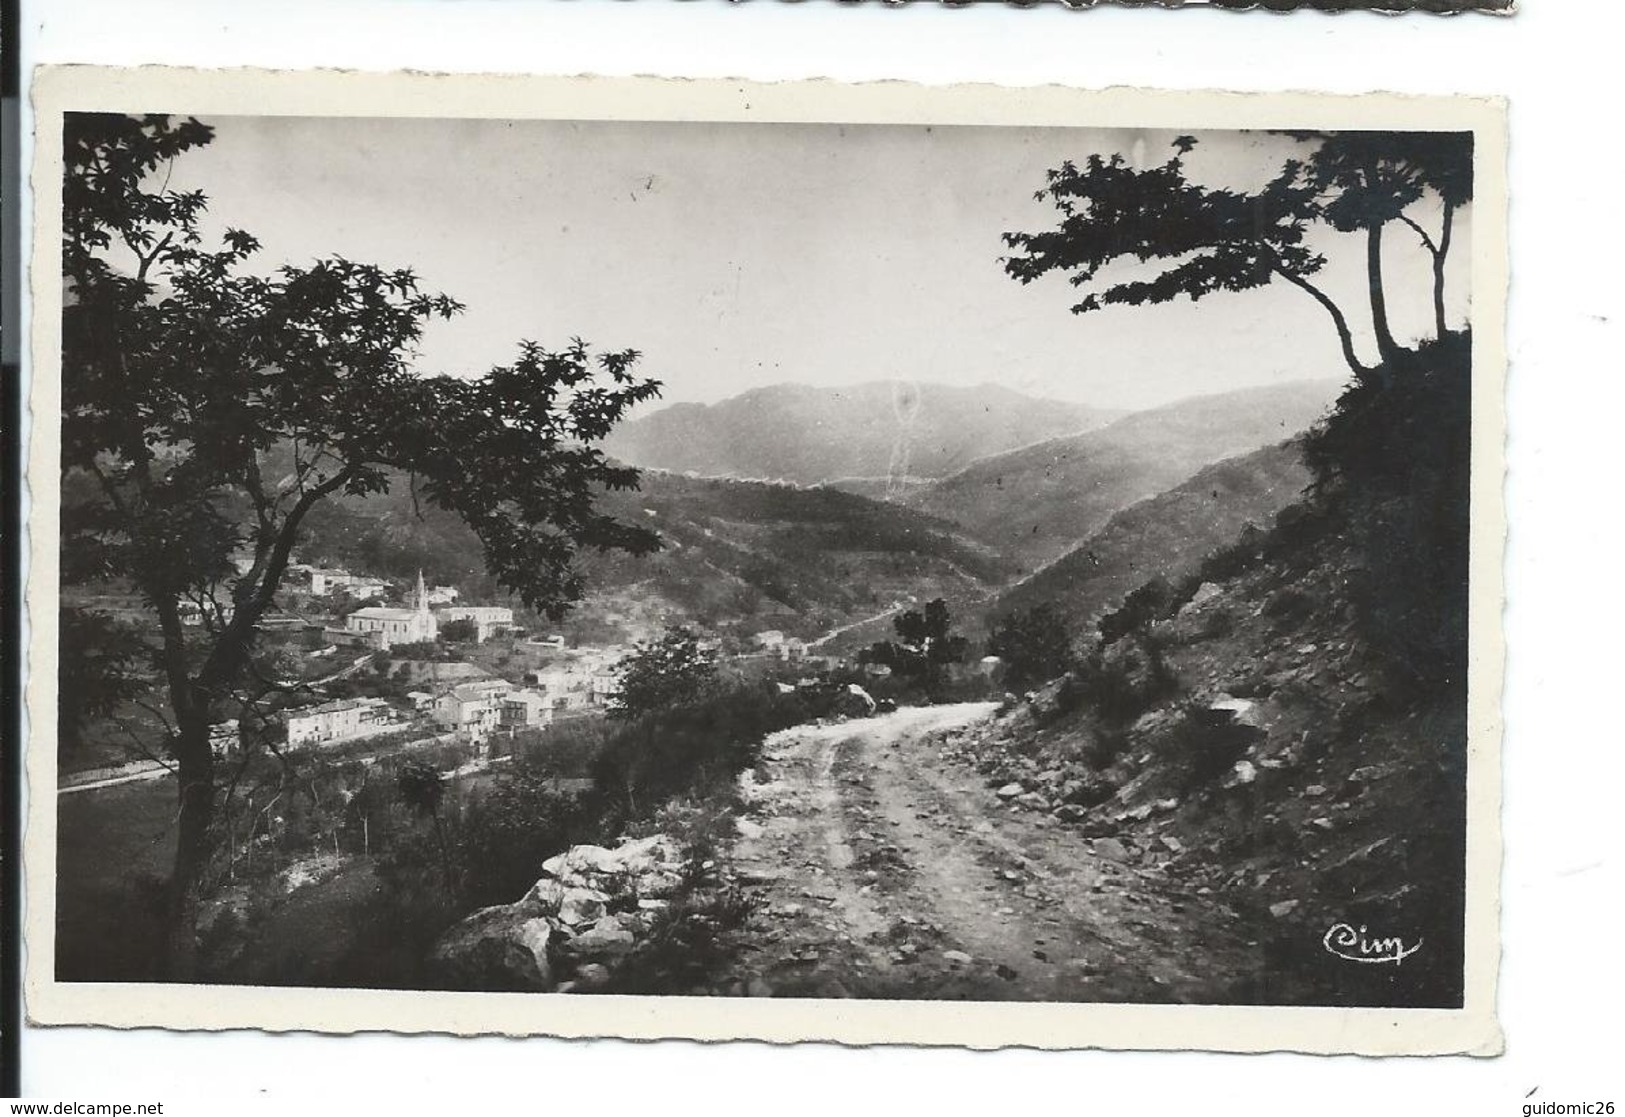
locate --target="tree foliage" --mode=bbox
[61,113,663,978]
[860,598,969,695]
[985,604,1074,692]
[438,617,479,643]
[1002,131,1472,380]
[608,627,719,721]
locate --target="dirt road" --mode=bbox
[717,703,1262,1002]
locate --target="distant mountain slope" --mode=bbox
[602,381,1122,487]
[904,380,1341,572]
[298,468,1015,643]
[992,441,1312,631]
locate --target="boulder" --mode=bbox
[567,914,638,959]
[1092,837,1131,861]
[429,900,556,992]
[641,870,685,898]
[558,888,610,928]
[996,783,1024,800]
[542,844,624,882]
[1179,582,1223,614]
[1201,695,1264,731]
[616,834,684,876]
[525,878,568,909]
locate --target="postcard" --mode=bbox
[27,66,1506,1054]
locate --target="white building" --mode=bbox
[526,662,600,710]
[753,630,805,661]
[434,605,515,642]
[284,698,394,749]
[590,669,620,703]
[300,565,388,600]
[431,678,513,736]
[345,572,438,649]
[499,689,553,730]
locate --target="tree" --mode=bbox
[861,598,968,696]
[1002,131,1472,383]
[1285,132,1470,366]
[439,617,479,643]
[985,605,1074,692]
[608,627,719,721]
[1390,134,1473,341]
[61,114,663,979]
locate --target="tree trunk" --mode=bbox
[1367,222,1403,366]
[1433,203,1456,341]
[1272,264,1370,382]
[161,714,215,982]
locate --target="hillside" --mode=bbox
[903,380,1342,572]
[297,468,1014,643]
[934,499,1467,1006]
[925,340,1473,1006]
[601,381,1121,487]
[991,441,1312,632]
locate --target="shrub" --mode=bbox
[1069,633,1177,724]
[1261,586,1314,622]
[1098,577,1199,646]
[440,617,479,643]
[986,604,1075,692]
[1082,725,1130,771]
[592,680,812,822]
[1198,524,1272,585]
[452,773,608,909]
[1150,702,1258,796]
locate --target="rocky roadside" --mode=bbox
[428,833,693,993]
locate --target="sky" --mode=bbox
[161,116,1471,414]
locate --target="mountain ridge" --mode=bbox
[901,378,1343,571]
[602,380,1125,487]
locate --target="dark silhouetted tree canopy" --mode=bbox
[60,113,662,978]
[1003,131,1472,382]
[861,598,969,694]
[986,604,1075,692]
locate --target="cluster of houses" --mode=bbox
[322,573,518,651]
[202,560,878,762]
[752,630,808,661]
[286,563,460,606]
[256,640,628,757]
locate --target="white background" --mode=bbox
[15,0,1624,1112]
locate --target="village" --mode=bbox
[177,556,871,778]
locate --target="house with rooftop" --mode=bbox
[284,697,395,749]
[431,678,514,736]
[498,688,552,730]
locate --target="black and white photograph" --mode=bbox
[992,1,1513,12]
[25,71,1505,1054]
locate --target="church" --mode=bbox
[344,572,439,649]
